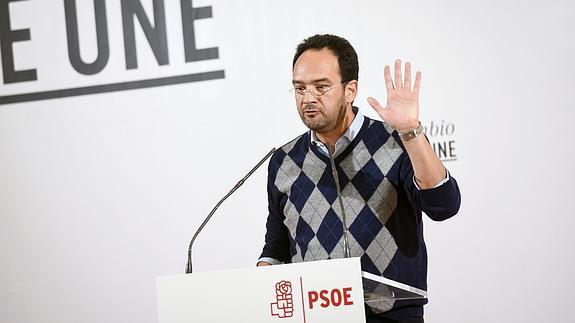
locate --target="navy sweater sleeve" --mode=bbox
[259,151,292,263]
[399,147,461,221]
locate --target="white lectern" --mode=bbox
[156,258,426,323]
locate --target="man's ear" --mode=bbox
[345,80,358,104]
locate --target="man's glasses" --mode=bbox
[291,82,346,98]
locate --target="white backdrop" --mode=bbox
[1,0,574,322]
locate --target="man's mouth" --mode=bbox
[303,105,320,116]
[304,110,319,117]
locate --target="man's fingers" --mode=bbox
[404,62,412,91]
[413,71,422,95]
[384,65,394,92]
[394,59,403,89]
[367,97,389,121]
[367,97,383,112]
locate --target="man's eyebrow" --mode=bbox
[292,78,331,85]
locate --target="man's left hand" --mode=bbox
[367,59,421,133]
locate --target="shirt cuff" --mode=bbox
[413,169,450,190]
[257,257,283,265]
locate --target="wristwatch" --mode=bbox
[398,122,423,141]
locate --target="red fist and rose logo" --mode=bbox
[270,280,294,318]
[270,279,355,319]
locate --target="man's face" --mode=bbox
[292,48,352,134]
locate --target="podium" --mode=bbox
[156,258,426,323]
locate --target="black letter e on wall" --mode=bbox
[0,0,37,84]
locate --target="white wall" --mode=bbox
[1,0,574,322]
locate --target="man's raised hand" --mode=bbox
[367,59,421,133]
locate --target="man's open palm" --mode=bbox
[368,59,421,133]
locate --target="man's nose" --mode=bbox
[301,90,317,104]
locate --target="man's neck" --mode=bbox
[315,106,356,150]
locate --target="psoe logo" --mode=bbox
[270,280,294,318]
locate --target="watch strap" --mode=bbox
[398,122,423,141]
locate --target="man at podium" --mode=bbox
[257,34,461,323]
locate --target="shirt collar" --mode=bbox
[310,107,365,146]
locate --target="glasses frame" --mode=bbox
[291,81,348,99]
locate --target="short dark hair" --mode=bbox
[292,34,359,83]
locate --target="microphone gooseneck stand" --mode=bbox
[185,148,276,274]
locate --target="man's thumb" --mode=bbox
[367,97,389,121]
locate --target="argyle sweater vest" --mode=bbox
[261,116,460,318]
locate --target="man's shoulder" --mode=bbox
[268,132,310,168]
[278,132,309,152]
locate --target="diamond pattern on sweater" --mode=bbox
[287,142,307,168]
[351,158,385,202]
[274,154,301,191]
[301,187,332,232]
[292,248,303,263]
[367,178,397,224]
[302,151,326,184]
[273,120,404,277]
[349,205,384,250]
[328,236,345,259]
[316,208,343,254]
[373,135,402,175]
[340,184,366,226]
[281,136,301,154]
[367,297,394,314]
[365,228,397,275]
[262,118,446,317]
[306,236,329,261]
[316,171,338,204]
[283,199,299,239]
[325,231,363,259]
[340,141,372,179]
[348,234,364,258]
[289,172,315,213]
[361,253,380,276]
[336,167,351,189]
[383,234,398,263]
[295,217,315,259]
[363,121,392,155]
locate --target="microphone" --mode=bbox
[185,148,276,274]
